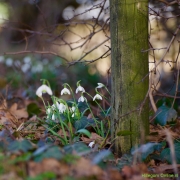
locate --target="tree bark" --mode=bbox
[110,0,149,155]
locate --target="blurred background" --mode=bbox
[0,0,179,104]
[0,0,110,101]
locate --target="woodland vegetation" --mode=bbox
[0,0,180,179]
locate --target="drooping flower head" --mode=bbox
[78,95,87,102]
[61,87,70,95]
[76,81,85,94]
[36,84,53,97]
[88,141,95,148]
[52,114,55,121]
[93,94,102,101]
[56,102,67,113]
[96,83,105,89]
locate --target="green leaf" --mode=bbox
[131,143,161,161]
[160,143,180,164]
[154,105,177,126]
[0,130,14,150]
[117,154,133,170]
[91,150,113,165]
[117,130,134,136]
[62,154,80,164]
[26,171,56,180]
[11,152,32,163]
[42,125,66,145]
[7,139,34,153]
[64,142,90,155]
[77,102,88,112]
[76,129,91,138]
[100,107,111,117]
[33,145,50,156]
[75,116,95,131]
[33,146,63,162]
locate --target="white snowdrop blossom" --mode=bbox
[71,106,76,117]
[96,83,105,89]
[88,141,95,148]
[78,96,87,102]
[36,85,53,97]
[70,106,76,113]
[93,94,102,101]
[46,108,51,114]
[56,102,67,113]
[61,87,70,95]
[52,114,55,121]
[76,85,85,94]
[6,58,13,67]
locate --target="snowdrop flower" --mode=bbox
[61,87,70,95]
[76,85,85,94]
[93,94,102,101]
[78,96,87,102]
[36,84,53,97]
[46,108,51,114]
[70,106,76,113]
[88,141,95,148]
[56,102,67,113]
[96,83,105,89]
[52,114,55,121]
[70,106,76,117]
[6,58,13,67]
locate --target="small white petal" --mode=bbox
[36,85,52,97]
[52,114,55,121]
[58,103,67,113]
[46,108,51,114]
[71,106,76,112]
[93,94,102,101]
[78,96,86,102]
[61,88,70,95]
[88,141,95,148]
[72,113,75,117]
[96,83,105,89]
[76,85,85,94]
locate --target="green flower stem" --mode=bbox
[104,86,111,96]
[52,97,68,144]
[57,113,68,144]
[95,90,109,101]
[86,92,106,117]
[65,83,76,103]
[65,83,80,120]
[99,118,110,148]
[85,92,108,138]
[85,103,101,135]
[96,86,111,96]
[65,105,74,142]
[41,97,47,109]
[82,94,101,135]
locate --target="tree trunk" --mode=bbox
[110,0,149,155]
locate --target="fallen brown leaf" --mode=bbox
[81,132,104,144]
[28,158,69,177]
[70,157,103,178]
[9,103,28,119]
[155,164,180,173]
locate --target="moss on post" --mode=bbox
[110,0,149,155]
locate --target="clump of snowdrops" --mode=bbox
[36,79,111,146]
